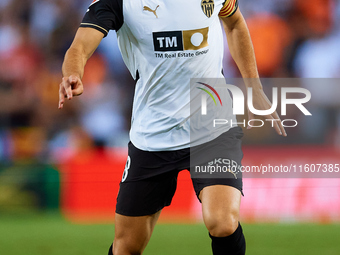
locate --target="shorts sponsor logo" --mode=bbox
[195,158,241,179]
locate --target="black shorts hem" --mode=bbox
[192,180,244,203]
[115,204,168,217]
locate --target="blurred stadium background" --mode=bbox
[0,0,340,254]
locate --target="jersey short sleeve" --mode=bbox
[219,0,239,18]
[80,0,123,37]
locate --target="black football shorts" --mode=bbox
[116,126,244,216]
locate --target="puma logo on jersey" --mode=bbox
[143,5,159,18]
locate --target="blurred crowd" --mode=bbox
[0,0,340,164]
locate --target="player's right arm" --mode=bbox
[59,0,122,109]
[58,27,103,109]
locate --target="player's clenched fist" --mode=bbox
[58,75,83,109]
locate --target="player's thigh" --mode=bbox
[114,211,161,253]
[200,185,241,236]
[116,142,181,216]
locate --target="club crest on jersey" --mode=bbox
[201,0,214,18]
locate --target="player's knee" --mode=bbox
[207,217,239,237]
[205,211,239,237]
[113,236,146,255]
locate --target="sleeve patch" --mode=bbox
[219,0,238,18]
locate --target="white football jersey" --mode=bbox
[81,0,239,151]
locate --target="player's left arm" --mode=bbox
[220,7,287,136]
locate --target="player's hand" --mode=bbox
[58,75,83,109]
[247,88,287,137]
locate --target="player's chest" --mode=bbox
[122,0,224,33]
